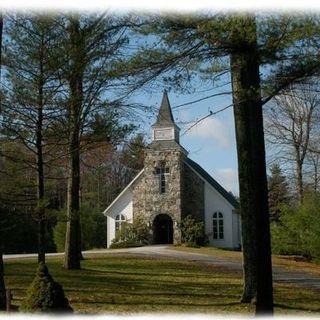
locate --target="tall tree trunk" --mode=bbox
[313,156,319,192]
[36,102,46,264]
[230,15,273,315]
[0,12,7,311]
[296,159,303,202]
[36,42,46,263]
[64,16,83,269]
[64,124,81,269]
[0,253,5,310]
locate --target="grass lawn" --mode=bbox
[171,245,320,275]
[3,253,320,315]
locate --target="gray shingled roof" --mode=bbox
[148,140,187,153]
[185,158,239,209]
[152,90,175,127]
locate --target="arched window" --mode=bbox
[213,212,224,239]
[115,214,126,232]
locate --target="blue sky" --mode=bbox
[177,92,239,196]
[134,85,239,196]
[1,2,319,198]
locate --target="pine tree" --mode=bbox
[62,15,83,270]
[229,16,273,313]
[2,14,63,263]
[58,13,137,269]
[268,164,290,221]
[120,133,146,172]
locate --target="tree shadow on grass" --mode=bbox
[80,267,215,278]
[274,303,320,313]
[66,288,241,299]
[83,300,243,306]
[59,272,242,295]
[70,301,247,315]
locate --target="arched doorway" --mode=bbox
[153,214,173,244]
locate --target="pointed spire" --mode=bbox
[154,90,175,126]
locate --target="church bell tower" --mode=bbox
[132,90,188,245]
[151,90,180,144]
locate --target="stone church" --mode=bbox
[103,91,241,249]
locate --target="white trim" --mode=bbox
[103,169,144,216]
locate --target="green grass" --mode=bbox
[171,245,320,275]
[171,245,243,259]
[4,254,320,315]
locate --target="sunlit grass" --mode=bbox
[171,245,320,275]
[4,254,320,315]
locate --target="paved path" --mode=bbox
[4,245,320,290]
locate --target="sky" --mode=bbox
[133,83,239,195]
[3,0,320,197]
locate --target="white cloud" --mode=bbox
[187,117,231,148]
[214,168,239,196]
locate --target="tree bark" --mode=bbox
[64,124,81,269]
[296,159,304,202]
[36,39,46,263]
[0,12,6,311]
[0,252,5,310]
[64,16,83,269]
[230,15,273,315]
[36,102,46,264]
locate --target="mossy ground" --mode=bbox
[3,253,320,315]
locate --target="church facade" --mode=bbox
[103,92,241,249]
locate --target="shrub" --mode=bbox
[180,215,208,247]
[110,240,144,249]
[53,219,66,252]
[20,262,73,313]
[112,214,149,247]
[53,205,107,252]
[271,193,320,259]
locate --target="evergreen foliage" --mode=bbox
[59,13,141,269]
[271,192,320,260]
[180,215,208,247]
[2,14,68,263]
[53,220,66,253]
[20,262,73,313]
[109,240,144,249]
[268,164,290,221]
[53,205,107,252]
[111,214,149,248]
[120,134,146,172]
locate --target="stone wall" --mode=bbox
[181,163,205,222]
[132,147,184,244]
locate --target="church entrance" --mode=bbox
[153,214,173,244]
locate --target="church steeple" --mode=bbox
[152,91,180,143]
[154,90,175,126]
